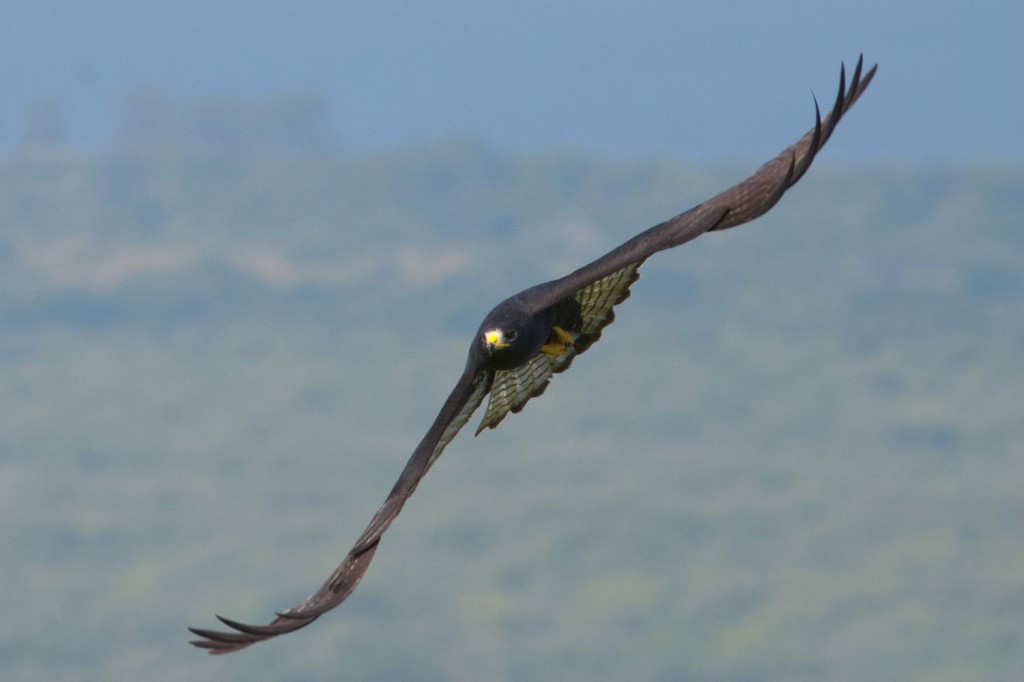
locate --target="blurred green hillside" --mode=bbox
[1,121,1021,681]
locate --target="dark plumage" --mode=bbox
[190,57,876,653]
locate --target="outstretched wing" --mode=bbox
[524,56,877,314]
[476,56,875,439]
[189,360,493,653]
[475,261,643,433]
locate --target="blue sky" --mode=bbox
[2,0,1021,162]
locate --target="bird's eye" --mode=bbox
[505,331,517,342]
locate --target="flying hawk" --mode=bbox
[190,56,876,653]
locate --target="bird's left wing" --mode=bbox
[475,57,875,434]
[189,361,492,653]
[525,56,876,314]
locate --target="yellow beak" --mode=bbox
[484,329,508,349]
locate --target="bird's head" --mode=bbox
[481,325,534,370]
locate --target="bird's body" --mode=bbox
[190,57,877,653]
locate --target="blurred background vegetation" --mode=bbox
[1,93,1021,681]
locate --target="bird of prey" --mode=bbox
[190,56,876,653]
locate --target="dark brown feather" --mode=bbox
[525,56,876,313]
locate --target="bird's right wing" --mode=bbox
[188,360,493,653]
